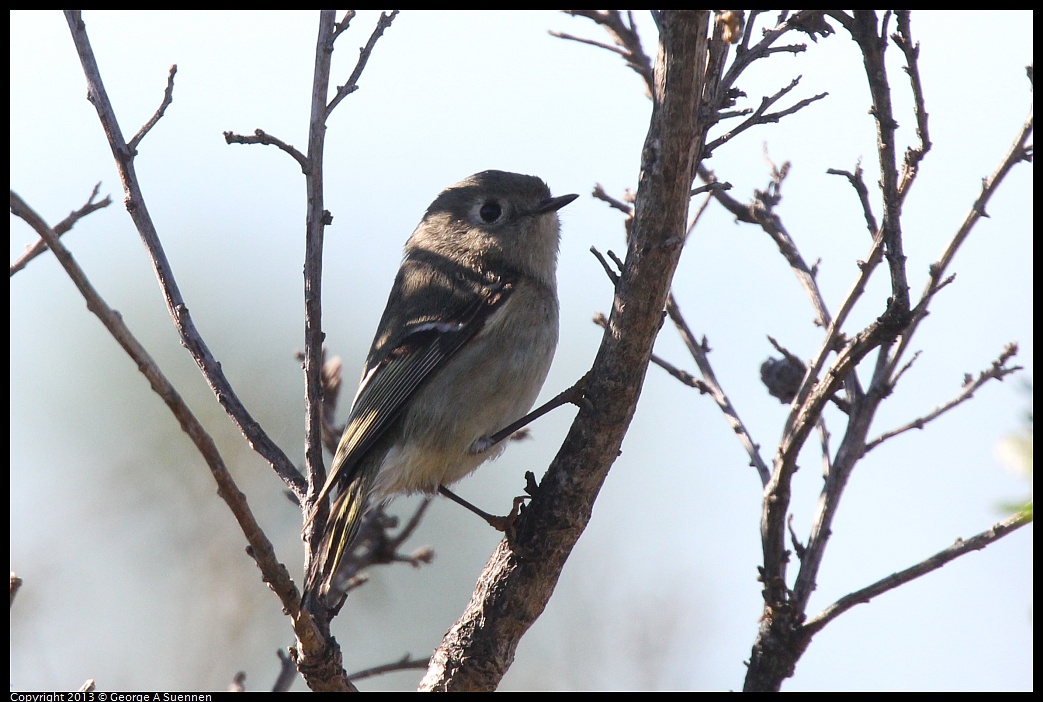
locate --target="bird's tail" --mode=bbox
[303,467,376,608]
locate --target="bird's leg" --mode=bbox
[469,373,591,455]
[438,485,525,535]
[447,375,590,540]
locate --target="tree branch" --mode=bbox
[10,189,298,630]
[62,10,304,499]
[223,129,308,171]
[703,77,827,156]
[886,100,1033,379]
[892,11,932,201]
[803,509,1033,636]
[349,654,430,683]
[866,344,1022,452]
[420,12,711,690]
[847,10,911,315]
[665,294,771,486]
[326,10,398,116]
[128,64,177,152]
[10,182,111,276]
[553,10,654,96]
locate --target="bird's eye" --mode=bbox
[478,201,503,223]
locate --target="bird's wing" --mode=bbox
[312,257,515,510]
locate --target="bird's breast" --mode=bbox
[371,281,558,497]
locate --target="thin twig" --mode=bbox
[803,509,1033,636]
[747,162,835,330]
[62,11,304,498]
[331,499,436,586]
[299,13,338,608]
[826,165,878,238]
[665,293,771,486]
[704,77,828,155]
[689,181,731,198]
[594,313,709,392]
[272,649,298,693]
[888,349,921,390]
[592,182,634,216]
[866,344,1022,452]
[699,162,838,343]
[348,654,430,683]
[589,246,620,285]
[223,129,308,172]
[549,32,627,58]
[129,64,177,152]
[718,10,833,113]
[553,10,654,96]
[892,11,932,202]
[886,103,1033,379]
[331,10,356,41]
[326,10,399,116]
[816,417,833,482]
[10,189,298,621]
[846,11,912,316]
[10,183,112,276]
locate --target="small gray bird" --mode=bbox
[305,170,578,604]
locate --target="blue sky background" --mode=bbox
[10,10,1032,691]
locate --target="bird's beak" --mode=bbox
[533,193,579,215]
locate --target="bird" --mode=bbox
[304,170,578,605]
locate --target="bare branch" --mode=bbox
[223,129,308,172]
[690,180,731,197]
[331,10,356,41]
[554,10,654,96]
[888,349,922,390]
[589,246,621,285]
[595,312,709,392]
[272,649,298,693]
[666,294,771,486]
[742,21,934,679]
[327,500,436,598]
[846,11,912,316]
[326,10,399,116]
[816,417,833,482]
[421,13,713,690]
[293,12,354,691]
[349,654,430,683]
[887,102,1033,378]
[743,24,1030,686]
[803,509,1033,636]
[892,11,932,202]
[10,189,299,628]
[700,159,836,332]
[704,77,828,155]
[826,164,878,238]
[651,354,710,392]
[746,160,834,330]
[591,183,635,216]
[10,183,112,276]
[62,10,304,498]
[128,64,177,152]
[548,32,627,57]
[720,10,834,108]
[866,344,1022,452]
